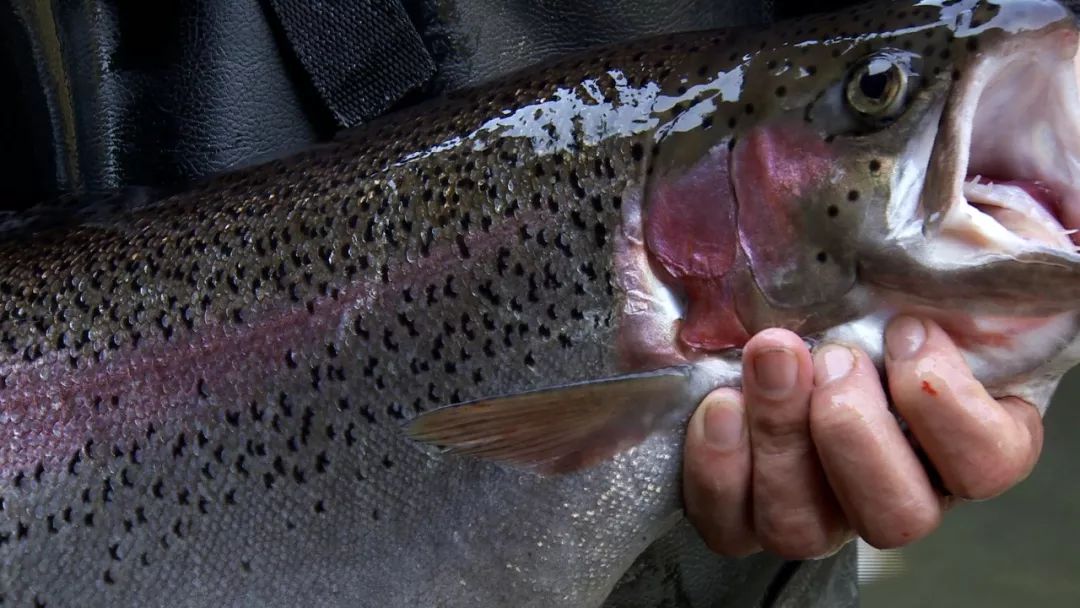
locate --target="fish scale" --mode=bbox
[2,1,1078,606]
[0,35,676,607]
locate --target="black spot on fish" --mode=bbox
[593,223,608,247]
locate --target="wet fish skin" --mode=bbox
[0,31,724,608]
[1,1,1079,606]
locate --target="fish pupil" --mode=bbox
[859,71,889,100]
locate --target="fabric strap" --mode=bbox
[266,0,435,127]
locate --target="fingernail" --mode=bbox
[814,344,854,386]
[752,348,797,397]
[886,316,926,360]
[703,398,744,450]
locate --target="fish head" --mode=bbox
[838,0,1080,406]
[641,0,1080,405]
[726,0,1080,306]
[783,0,1080,407]
[644,1,1079,315]
[847,0,1080,305]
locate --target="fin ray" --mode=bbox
[406,367,694,474]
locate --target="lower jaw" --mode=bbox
[914,306,1069,353]
[962,175,1074,250]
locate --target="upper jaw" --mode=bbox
[929,24,1080,264]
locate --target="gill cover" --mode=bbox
[642,47,929,328]
[733,49,928,310]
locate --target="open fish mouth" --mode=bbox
[858,14,1080,372]
[937,24,1080,259]
[962,176,1074,250]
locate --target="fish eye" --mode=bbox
[845,52,914,120]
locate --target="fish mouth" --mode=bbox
[934,25,1080,260]
[876,18,1080,382]
[867,19,1080,318]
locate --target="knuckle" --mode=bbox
[948,451,1026,499]
[809,390,864,437]
[861,500,941,549]
[753,414,804,438]
[756,509,834,560]
[951,467,1018,500]
[753,432,813,460]
[751,411,812,454]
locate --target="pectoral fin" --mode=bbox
[406,367,694,475]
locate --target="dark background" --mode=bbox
[0,0,851,213]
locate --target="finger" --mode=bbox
[998,396,1045,478]
[810,344,942,549]
[683,389,760,556]
[885,316,1044,500]
[744,329,849,559]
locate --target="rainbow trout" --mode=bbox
[3,0,1080,605]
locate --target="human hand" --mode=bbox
[682,316,1044,558]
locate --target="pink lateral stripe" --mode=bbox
[0,206,548,476]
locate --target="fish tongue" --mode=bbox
[962,176,1075,249]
